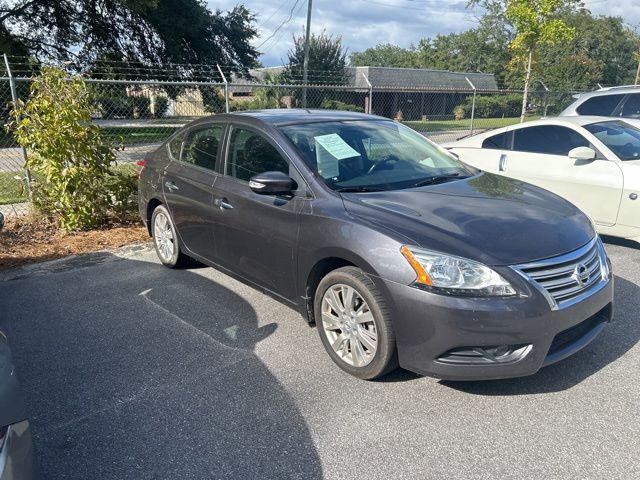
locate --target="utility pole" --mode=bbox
[302,0,312,108]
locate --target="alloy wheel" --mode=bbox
[153,211,175,262]
[321,284,378,367]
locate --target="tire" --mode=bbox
[314,266,398,380]
[150,205,190,268]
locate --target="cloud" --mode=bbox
[207,0,640,67]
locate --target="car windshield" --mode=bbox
[585,121,640,161]
[279,120,473,191]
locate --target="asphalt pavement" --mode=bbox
[0,239,638,479]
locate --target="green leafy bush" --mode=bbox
[454,94,523,119]
[453,105,466,120]
[154,96,169,118]
[320,99,364,112]
[131,96,151,118]
[8,67,136,230]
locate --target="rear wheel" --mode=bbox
[151,205,190,268]
[314,266,398,380]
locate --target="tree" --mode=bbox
[282,30,348,108]
[283,31,348,85]
[350,44,420,68]
[471,0,579,121]
[0,1,259,78]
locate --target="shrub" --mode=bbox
[154,96,169,118]
[453,94,523,119]
[105,165,139,220]
[131,96,151,118]
[320,99,364,112]
[7,67,128,230]
[453,105,466,120]
[97,96,132,118]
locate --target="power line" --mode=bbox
[256,0,302,50]
[258,0,296,29]
[258,0,307,55]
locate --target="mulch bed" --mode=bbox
[0,216,150,270]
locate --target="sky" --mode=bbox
[206,0,640,67]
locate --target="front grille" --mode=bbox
[514,238,608,309]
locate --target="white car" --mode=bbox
[446,116,640,243]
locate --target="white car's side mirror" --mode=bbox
[568,146,596,161]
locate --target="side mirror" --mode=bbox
[568,146,596,161]
[249,171,297,195]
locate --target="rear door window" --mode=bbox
[513,126,589,156]
[482,131,512,149]
[620,93,640,119]
[167,132,184,159]
[181,124,224,171]
[576,94,625,116]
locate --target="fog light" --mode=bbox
[437,344,532,365]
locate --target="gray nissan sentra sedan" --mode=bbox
[137,109,614,381]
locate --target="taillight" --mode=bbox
[136,160,146,179]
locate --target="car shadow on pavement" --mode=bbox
[0,254,323,480]
[440,275,640,395]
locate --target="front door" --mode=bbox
[500,125,623,226]
[211,125,308,299]
[162,123,224,259]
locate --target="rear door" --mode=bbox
[162,122,225,259]
[500,124,623,226]
[210,124,309,298]
[452,130,513,174]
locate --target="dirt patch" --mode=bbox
[0,216,150,270]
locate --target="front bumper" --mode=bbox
[380,272,614,381]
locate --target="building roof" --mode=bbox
[229,66,498,92]
[348,66,498,91]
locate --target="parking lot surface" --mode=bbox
[0,239,639,479]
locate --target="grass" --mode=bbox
[0,171,28,205]
[0,164,138,205]
[403,116,540,132]
[99,126,179,146]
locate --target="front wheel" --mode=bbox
[151,205,190,268]
[314,266,398,380]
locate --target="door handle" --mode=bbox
[165,181,179,192]
[499,154,508,172]
[214,198,234,210]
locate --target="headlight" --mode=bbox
[400,246,516,296]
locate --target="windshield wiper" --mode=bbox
[411,173,468,188]
[335,186,385,193]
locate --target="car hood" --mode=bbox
[342,173,595,266]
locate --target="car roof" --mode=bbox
[190,109,387,127]
[446,116,630,147]
[574,86,640,99]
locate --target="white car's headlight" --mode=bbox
[401,246,516,296]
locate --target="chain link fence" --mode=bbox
[0,62,584,217]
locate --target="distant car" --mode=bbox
[0,330,33,480]
[559,86,640,124]
[446,116,640,244]
[138,109,613,381]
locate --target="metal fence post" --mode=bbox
[538,80,550,117]
[3,53,31,197]
[465,76,477,135]
[362,73,373,114]
[216,64,229,113]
